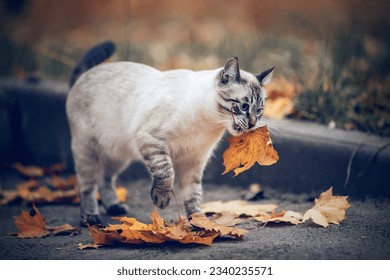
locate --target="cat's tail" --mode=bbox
[69,40,116,87]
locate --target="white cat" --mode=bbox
[66,49,273,225]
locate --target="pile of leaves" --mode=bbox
[0,163,127,205]
[202,187,351,228]
[80,210,247,249]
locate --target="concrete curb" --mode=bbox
[1,78,389,197]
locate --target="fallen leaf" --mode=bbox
[201,200,278,217]
[189,213,247,239]
[13,163,45,178]
[257,210,303,225]
[222,125,279,176]
[16,179,40,191]
[212,212,247,227]
[13,205,80,238]
[46,175,76,190]
[116,186,128,203]
[0,190,20,205]
[78,243,102,250]
[87,209,245,247]
[19,185,78,204]
[46,223,81,236]
[14,204,49,238]
[44,163,66,174]
[302,187,351,227]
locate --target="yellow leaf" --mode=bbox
[189,213,247,239]
[201,200,278,217]
[222,125,279,176]
[264,97,294,120]
[302,187,351,227]
[261,210,303,225]
[116,186,128,203]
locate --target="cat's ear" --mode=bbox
[221,57,240,83]
[256,67,275,86]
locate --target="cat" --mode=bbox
[66,43,274,226]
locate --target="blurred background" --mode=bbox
[1,0,389,136]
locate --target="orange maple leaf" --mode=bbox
[13,204,80,238]
[222,125,279,176]
[302,187,351,227]
[14,204,49,238]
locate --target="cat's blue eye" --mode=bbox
[240,103,249,111]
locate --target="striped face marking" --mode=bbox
[217,82,266,135]
[216,58,273,136]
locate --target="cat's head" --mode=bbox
[216,57,274,136]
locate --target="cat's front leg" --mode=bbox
[177,162,204,216]
[138,135,174,209]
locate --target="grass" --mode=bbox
[294,26,390,136]
[1,18,389,137]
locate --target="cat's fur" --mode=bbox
[66,52,273,225]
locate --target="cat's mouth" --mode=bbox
[232,123,244,135]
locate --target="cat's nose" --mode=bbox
[248,115,257,129]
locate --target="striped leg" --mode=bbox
[138,135,174,209]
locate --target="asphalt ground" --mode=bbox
[1,174,389,260]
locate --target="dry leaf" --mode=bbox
[14,204,49,238]
[13,163,45,178]
[44,163,66,174]
[264,76,296,120]
[189,213,247,239]
[256,210,303,225]
[212,212,247,227]
[0,190,20,205]
[302,187,351,227]
[222,125,279,176]
[87,209,245,247]
[16,179,40,191]
[46,175,76,190]
[13,205,80,238]
[78,243,102,250]
[202,200,278,217]
[264,97,294,120]
[116,186,128,203]
[19,185,78,204]
[46,223,81,236]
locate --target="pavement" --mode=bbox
[1,174,389,260]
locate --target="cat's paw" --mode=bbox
[80,214,102,227]
[151,187,171,209]
[186,209,204,217]
[106,203,129,215]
